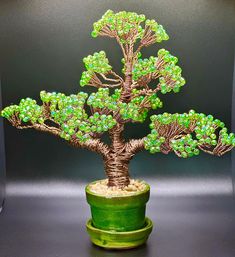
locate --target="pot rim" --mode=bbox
[85,179,150,199]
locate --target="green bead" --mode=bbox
[211,140,217,146]
[210,134,216,139]
[91,31,98,37]
[185,146,191,153]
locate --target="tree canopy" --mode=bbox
[1,10,234,159]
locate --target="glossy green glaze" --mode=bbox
[86,217,153,249]
[85,180,150,232]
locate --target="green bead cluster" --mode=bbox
[91,10,169,45]
[147,93,163,110]
[146,111,202,156]
[219,128,235,146]
[149,110,222,131]
[87,88,162,122]
[65,112,116,142]
[145,19,169,42]
[119,95,149,122]
[80,71,93,87]
[157,49,185,94]
[87,112,117,133]
[87,88,120,111]
[119,91,163,122]
[1,105,19,119]
[40,90,117,142]
[83,51,112,73]
[91,10,146,42]
[132,56,157,81]
[171,134,199,158]
[146,110,234,156]
[158,49,178,64]
[40,91,88,122]
[1,98,43,124]
[144,129,165,154]
[60,112,116,142]
[149,111,195,128]
[131,89,163,110]
[132,49,184,95]
[80,51,112,87]
[40,91,88,142]
[194,113,232,146]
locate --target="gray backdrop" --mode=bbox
[0,81,6,208]
[0,0,234,181]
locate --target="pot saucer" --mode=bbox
[86,217,153,249]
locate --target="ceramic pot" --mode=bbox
[85,180,153,249]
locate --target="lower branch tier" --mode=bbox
[2,101,235,188]
[145,110,235,157]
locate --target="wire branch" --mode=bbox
[109,70,124,81]
[9,114,110,156]
[70,136,110,157]
[99,25,116,38]
[126,138,145,155]
[99,73,120,83]
[116,35,127,59]
[14,123,61,137]
[134,25,156,57]
[88,73,122,88]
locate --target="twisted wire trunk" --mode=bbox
[104,57,135,188]
[120,60,133,103]
[104,124,132,188]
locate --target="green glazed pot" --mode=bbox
[85,180,153,249]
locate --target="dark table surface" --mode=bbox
[0,195,235,257]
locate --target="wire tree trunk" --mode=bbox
[104,56,140,187]
[105,124,130,187]
[103,123,144,187]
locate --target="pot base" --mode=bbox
[86,217,153,250]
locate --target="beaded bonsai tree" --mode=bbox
[1,10,234,189]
